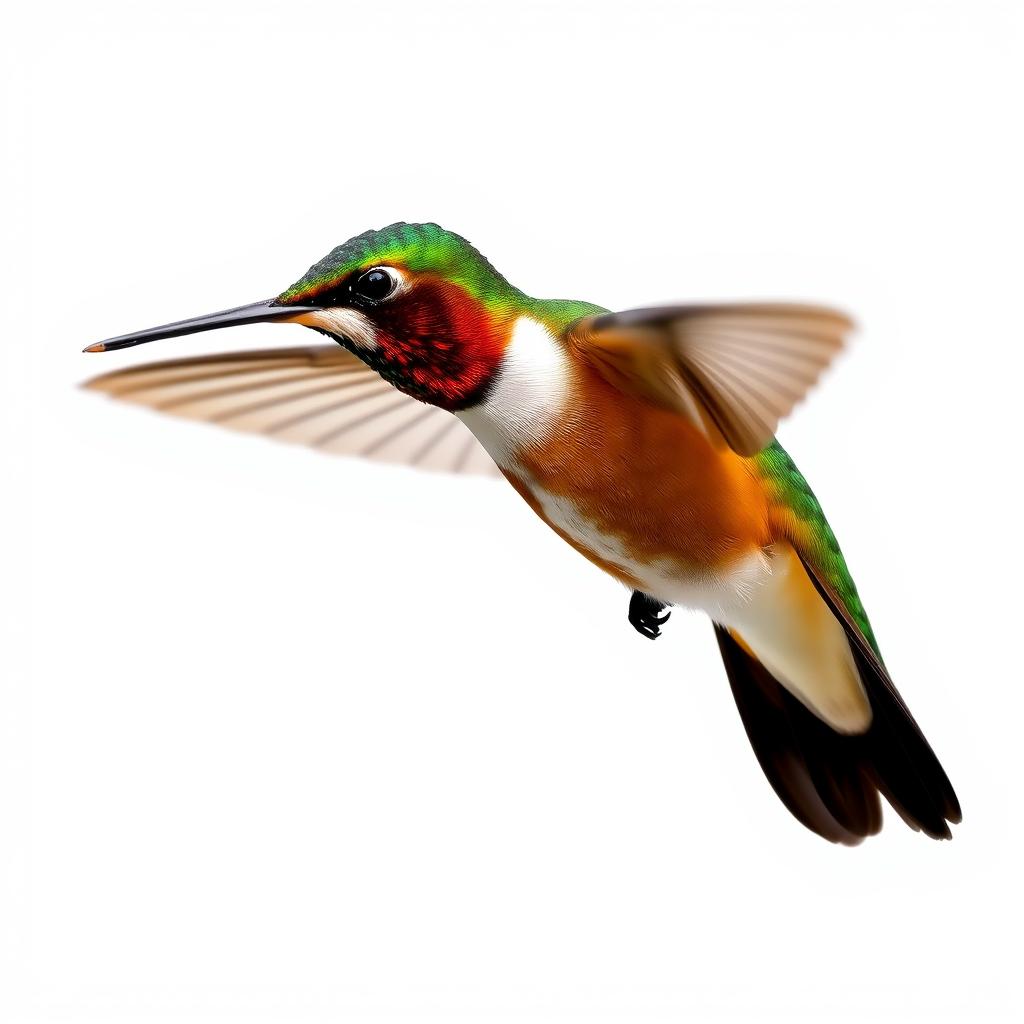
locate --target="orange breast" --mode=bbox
[501,361,773,589]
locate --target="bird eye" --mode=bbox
[352,267,398,302]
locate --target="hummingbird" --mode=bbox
[84,221,960,844]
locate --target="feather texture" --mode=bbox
[83,346,500,476]
[568,304,853,456]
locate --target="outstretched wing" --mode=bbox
[567,304,853,456]
[82,345,499,476]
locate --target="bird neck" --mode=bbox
[457,314,577,465]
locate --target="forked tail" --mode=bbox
[715,554,960,844]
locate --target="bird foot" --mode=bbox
[629,590,671,640]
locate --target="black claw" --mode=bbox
[628,590,672,640]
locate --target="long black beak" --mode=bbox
[83,299,321,353]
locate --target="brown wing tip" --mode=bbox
[80,370,124,393]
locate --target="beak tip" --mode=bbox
[83,342,107,353]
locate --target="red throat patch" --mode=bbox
[367,277,513,411]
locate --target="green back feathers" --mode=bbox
[530,297,611,333]
[754,442,881,658]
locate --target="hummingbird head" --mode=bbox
[274,222,532,411]
[87,222,533,413]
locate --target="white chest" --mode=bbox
[457,315,570,468]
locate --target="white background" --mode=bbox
[2,1,1022,1021]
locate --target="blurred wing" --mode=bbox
[567,304,853,456]
[83,345,500,476]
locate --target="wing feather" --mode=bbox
[568,303,854,456]
[83,345,500,477]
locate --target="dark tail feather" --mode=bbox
[847,640,961,838]
[715,614,960,842]
[796,553,961,838]
[715,625,880,844]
